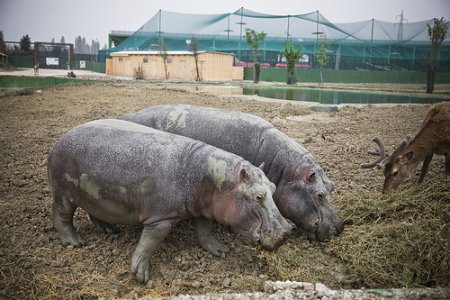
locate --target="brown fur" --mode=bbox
[380,102,450,193]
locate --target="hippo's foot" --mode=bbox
[54,214,85,247]
[131,220,173,283]
[52,194,85,247]
[59,230,85,248]
[194,217,229,256]
[199,235,229,256]
[89,215,119,234]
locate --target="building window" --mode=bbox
[167,56,172,63]
[143,57,148,63]
[118,57,123,63]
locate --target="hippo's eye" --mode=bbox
[308,172,316,183]
[255,194,264,202]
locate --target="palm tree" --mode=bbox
[426,17,448,93]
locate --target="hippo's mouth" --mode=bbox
[250,222,263,245]
[302,221,344,241]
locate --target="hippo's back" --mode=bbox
[121,104,276,163]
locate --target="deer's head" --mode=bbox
[361,137,413,193]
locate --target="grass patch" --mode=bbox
[0,75,90,89]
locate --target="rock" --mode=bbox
[311,105,340,113]
[315,282,335,298]
[222,278,231,287]
[146,280,154,289]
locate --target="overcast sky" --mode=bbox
[1,0,449,47]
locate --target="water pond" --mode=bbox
[194,85,449,104]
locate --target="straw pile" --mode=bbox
[328,174,450,288]
[261,175,449,289]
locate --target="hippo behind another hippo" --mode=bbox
[121,104,343,241]
[48,119,291,283]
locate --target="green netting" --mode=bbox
[101,8,450,71]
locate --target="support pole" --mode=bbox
[370,19,374,63]
[69,44,74,70]
[238,7,244,60]
[287,15,290,40]
[158,9,162,51]
[34,42,40,66]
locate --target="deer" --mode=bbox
[361,102,450,193]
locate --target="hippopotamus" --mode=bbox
[120,104,343,241]
[48,119,291,283]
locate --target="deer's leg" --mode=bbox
[419,154,433,183]
[445,153,450,175]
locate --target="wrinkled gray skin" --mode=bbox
[121,105,344,241]
[48,119,291,283]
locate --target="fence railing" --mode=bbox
[4,55,105,74]
[4,55,449,84]
[244,67,450,84]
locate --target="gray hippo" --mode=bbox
[120,104,343,241]
[48,119,291,283]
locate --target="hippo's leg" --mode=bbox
[131,220,173,283]
[52,189,84,247]
[194,217,229,256]
[89,214,119,234]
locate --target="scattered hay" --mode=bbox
[259,175,449,289]
[327,175,450,288]
[259,238,347,288]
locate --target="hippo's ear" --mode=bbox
[240,168,250,182]
[258,162,265,170]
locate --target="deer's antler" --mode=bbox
[361,137,388,169]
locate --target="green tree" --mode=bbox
[245,28,266,83]
[284,40,302,85]
[316,34,330,85]
[0,31,6,54]
[19,34,32,55]
[426,17,448,94]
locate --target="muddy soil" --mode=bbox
[0,81,445,299]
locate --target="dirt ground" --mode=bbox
[0,80,448,299]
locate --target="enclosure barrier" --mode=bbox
[244,67,450,84]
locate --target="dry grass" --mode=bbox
[260,175,450,289]
[328,174,450,288]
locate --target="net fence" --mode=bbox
[101,8,450,72]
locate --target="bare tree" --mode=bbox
[160,46,170,80]
[189,36,201,81]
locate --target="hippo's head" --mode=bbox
[273,156,343,241]
[210,162,292,250]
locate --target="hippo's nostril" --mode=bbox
[316,192,325,202]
